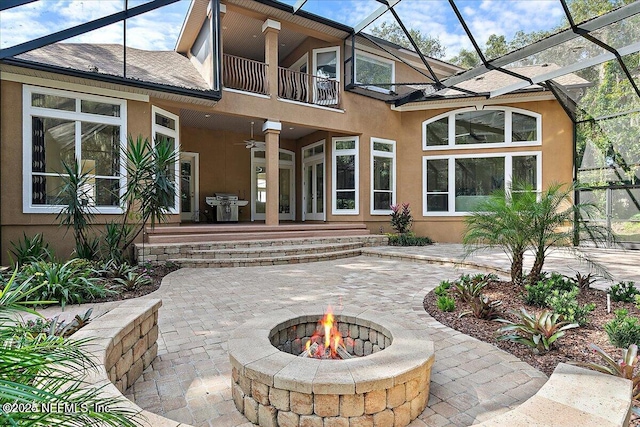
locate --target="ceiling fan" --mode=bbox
[241,121,265,149]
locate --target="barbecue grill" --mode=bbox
[205,193,248,222]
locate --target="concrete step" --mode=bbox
[166,248,363,268]
[136,235,388,265]
[146,228,371,244]
[183,242,363,259]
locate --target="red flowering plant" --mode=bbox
[574,343,640,400]
[390,203,413,234]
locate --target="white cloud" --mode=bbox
[0,0,188,50]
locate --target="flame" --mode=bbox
[306,305,346,359]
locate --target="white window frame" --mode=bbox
[313,46,340,82]
[332,136,359,215]
[22,85,127,214]
[151,106,180,215]
[370,137,396,215]
[422,106,542,151]
[354,50,395,94]
[422,151,542,216]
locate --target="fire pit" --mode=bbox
[229,308,434,426]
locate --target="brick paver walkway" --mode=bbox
[126,256,548,427]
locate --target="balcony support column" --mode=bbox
[263,120,281,226]
[262,19,280,97]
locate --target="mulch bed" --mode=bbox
[424,277,640,424]
[91,263,179,303]
[423,278,637,376]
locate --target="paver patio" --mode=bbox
[125,254,550,427]
[38,244,640,426]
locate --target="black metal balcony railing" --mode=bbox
[278,67,340,108]
[223,54,268,95]
[221,54,340,107]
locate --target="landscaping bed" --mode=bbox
[424,277,635,376]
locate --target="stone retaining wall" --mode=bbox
[72,298,191,427]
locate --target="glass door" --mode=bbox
[180,152,199,222]
[251,149,295,221]
[302,141,325,221]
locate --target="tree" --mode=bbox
[484,34,509,60]
[370,22,446,59]
[449,48,480,69]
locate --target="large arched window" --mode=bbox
[422,106,541,150]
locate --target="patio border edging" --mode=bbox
[470,363,632,426]
[71,298,193,427]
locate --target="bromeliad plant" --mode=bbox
[460,295,502,320]
[575,343,640,400]
[496,308,579,354]
[451,277,488,303]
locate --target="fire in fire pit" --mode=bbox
[301,306,352,359]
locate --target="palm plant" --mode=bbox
[463,182,536,286]
[526,182,609,284]
[0,271,141,426]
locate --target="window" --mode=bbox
[355,51,395,93]
[332,137,359,214]
[23,85,126,214]
[371,138,396,214]
[423,152,541,215]
[151,106,180,214]
[422,107,541,150]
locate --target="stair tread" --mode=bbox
[188,242,360,254]
[142,235,384,249]
[145,223,368,235]
[168,249,361,264]
[146,229,371,244]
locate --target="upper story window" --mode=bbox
[151,106,180,214]
[423,107,541,150]
[355,51,395,93]
[23,85,126,214]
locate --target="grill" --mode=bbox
[205,193,248,222]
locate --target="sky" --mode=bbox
[0,0,569,59]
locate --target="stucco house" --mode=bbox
[0,0,597,262]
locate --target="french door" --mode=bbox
[302,141,325,221]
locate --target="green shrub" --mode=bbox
[387,232,433,246]
[604,309,640,348]
[20,260,114,309]
[8,233,53,267]
[434,281,452,297]
[546,287,595,326]
[436,296,456,312]
[523,272,576,307]
[609,281,639,303]
[497,308,579,354]
[523,280,553,307]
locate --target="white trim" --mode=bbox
[422,151,542,217]
[370,137,396,215]
[180,152,200,222]
[312,46,341,83]
[391,93,557,112]
[422,106,542,151]
[22,85,127,214]
[290,54,309,74]
[250,148,296,221]
[302,140,326,221]
[262,19,281,32]
[151,105,181,215]
[354,50,396,94]
[262,120,282,132]
[3,72,149,102]
[277,97,345,113]
[222,87,271,99]
[332,136,359,215]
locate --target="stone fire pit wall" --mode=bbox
[229,309,435,427]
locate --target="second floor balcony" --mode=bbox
[223,54,340,108]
